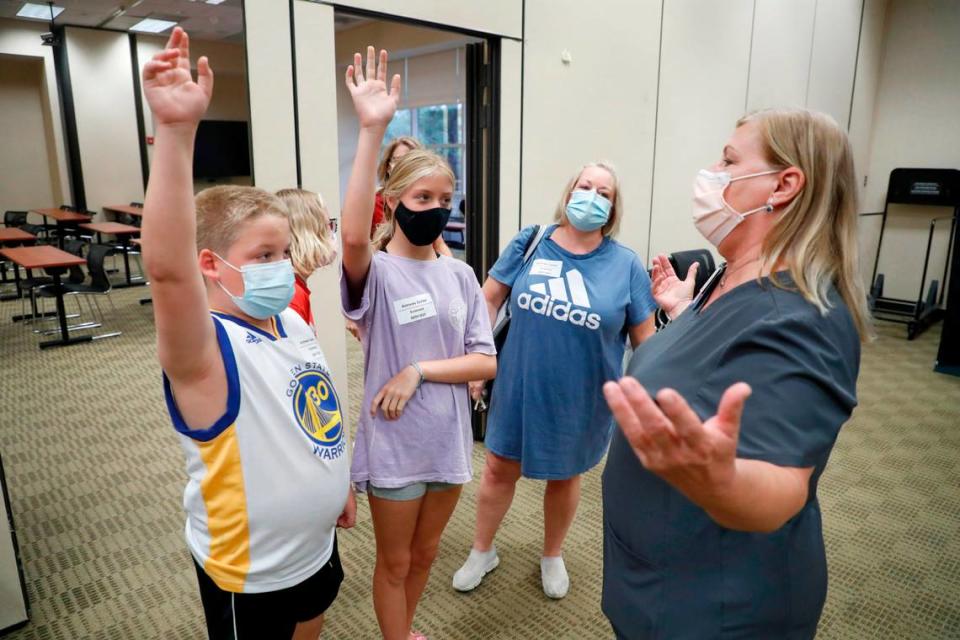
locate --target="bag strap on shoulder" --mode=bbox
[521,224,547,264]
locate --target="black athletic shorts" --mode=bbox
[193,535,344,639]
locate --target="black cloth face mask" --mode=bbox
[393,201,452,247]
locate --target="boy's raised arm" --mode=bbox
[141,27,219,383]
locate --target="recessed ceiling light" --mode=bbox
[17,3,65,20]
[130,18,178,33]
[206,0,227,4]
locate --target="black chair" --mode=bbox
[653,249,718,330]
[36,244,119,336]
[667,249,716,298]
[3,211,27,227]
[4,210,46,238]
[19,240,86,328]
[130,202,143,227]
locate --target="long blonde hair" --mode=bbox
[738,108,871,340]
[372,149,455,251]
[553,161,623,238]
[275,188,337,279]
[378,136,424,186]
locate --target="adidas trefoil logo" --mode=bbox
[517,268,601,330]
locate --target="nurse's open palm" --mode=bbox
[603,377,752,494]
[651,255,697,318]
[346,46,401,129]
[142,27,213,126]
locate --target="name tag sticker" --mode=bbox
[394,293,438,325]
[298,337,326,360]
[530,259,563,278]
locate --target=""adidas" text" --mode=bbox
[516,292,601,330]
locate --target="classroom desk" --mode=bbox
[79,222,143,288]
[0,246,90,349]
[29,208,92,248]
[0,229,37,245]
[0,229,37,300]
[103,204,143,219]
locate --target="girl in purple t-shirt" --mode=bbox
[339,47,497,640]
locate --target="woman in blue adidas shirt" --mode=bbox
[453,162,657,599]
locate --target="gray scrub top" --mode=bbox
[601,269,860,640]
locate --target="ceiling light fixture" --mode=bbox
[130,17,178,33]
[17,2,64,20]
[205,0,228,4]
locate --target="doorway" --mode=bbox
[333,11,502,281]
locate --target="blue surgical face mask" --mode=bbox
[214,253,295,320]
[566,189,612,232]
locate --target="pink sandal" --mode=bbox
[409,632,428,640]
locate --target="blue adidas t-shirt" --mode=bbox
[485,224,656,479]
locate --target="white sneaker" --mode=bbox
[452,547,500,592]
[541,556,569,599]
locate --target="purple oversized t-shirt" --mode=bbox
[340,251,495,491]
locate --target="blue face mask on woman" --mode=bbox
[566,189,612,232]
[214,254,295,319]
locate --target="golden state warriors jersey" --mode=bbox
[163,309,349,594]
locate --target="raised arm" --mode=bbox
[141,28,219,385]
[340,47,401,297]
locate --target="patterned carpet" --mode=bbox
[1,281,959,639]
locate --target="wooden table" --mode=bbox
[0,246,90,349]
[0,229,37,300]
[103,204,143,218]
[80,222,143,287]
[30,208,93,248]
[0,228,37,245]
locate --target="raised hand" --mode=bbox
[651,254,698,318]
[603,377,751,497]
[345,46,401,129]
[142,27,214,127]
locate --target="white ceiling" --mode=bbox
[0,0,245,42]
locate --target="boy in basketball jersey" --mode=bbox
[141,27,353,639]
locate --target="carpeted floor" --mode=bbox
[1,282,959,639]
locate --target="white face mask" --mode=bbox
[691,168,779,247]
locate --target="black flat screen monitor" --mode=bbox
[193,120,251,178]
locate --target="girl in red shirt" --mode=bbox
[276,188,338,325]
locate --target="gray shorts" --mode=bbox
[368,481,459,501]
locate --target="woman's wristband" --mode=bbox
[410,361,425,388]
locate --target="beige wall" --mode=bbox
[0,56,59,215]
[647,0,755,260]
[648,0,864,262]
[245,0,298,191]
[863,0,960,301]
[520,0,662,260]
[0,19,68,212]
[65,27,144,218]
[850,0,890,288]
